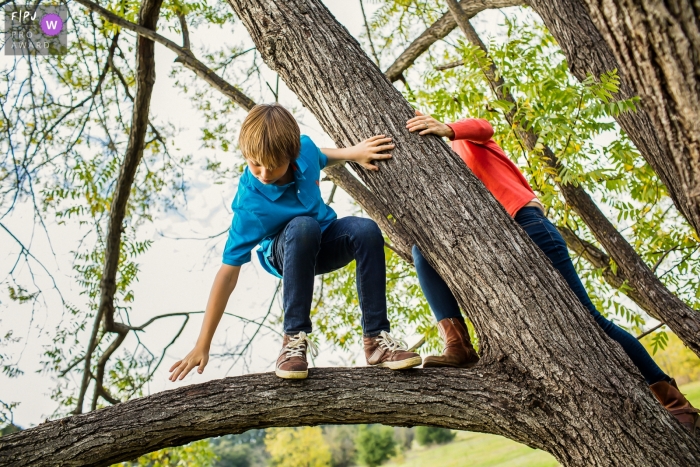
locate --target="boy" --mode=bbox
[405,110,699,432]
[169,104,421,381]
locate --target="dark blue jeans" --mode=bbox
[412,206,669,385]
[270,216,390,337]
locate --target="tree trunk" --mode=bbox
[227,0,700,464]
[578,0,700,231]
[526,0,700,237]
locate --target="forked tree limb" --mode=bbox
[383,0,525,83]
[446,0,700,356]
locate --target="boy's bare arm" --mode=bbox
[168,264,241,381]
[322,135,394,171]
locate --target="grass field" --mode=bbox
[385,431,558,467]
[385,381,700,467]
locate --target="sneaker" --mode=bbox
[276,331,318,379]
[364,331,422,370]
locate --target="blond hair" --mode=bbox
[239,104,300,168]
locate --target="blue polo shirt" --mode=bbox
[222,135,337,277]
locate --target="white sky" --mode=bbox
[0,2,517,428]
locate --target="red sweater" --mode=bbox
[447,118,536,217]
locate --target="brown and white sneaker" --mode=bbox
[276,332,318,379]
[364,331,422,370]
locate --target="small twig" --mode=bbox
[651,248,676,274]
[326,183,338,205]
[177,13,190,51]
[359,0,381,67]
[225,280,282,375]
[636,323,664,340]
[407,336,426,352]
[435,59,464,71]
[384,241,401,257]
[266,74,280,102]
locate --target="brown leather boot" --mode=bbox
[423,318,479,368]
[275,332,318,379]
[364,331,422,370]
[649,378,700,433]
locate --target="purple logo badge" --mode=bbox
[40,13,62,36]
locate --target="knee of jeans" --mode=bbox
[353,218,383,248]
[285,216,321,246]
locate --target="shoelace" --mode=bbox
[285,331,319,359]
[376,330,408,352]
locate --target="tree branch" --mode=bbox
[324,166,413,262]
[558,226,657,318]
[359,0,380,67]
[74,0,256,111]
[177,13,191,51]
[0,366,542,467]
[383,0,525,82]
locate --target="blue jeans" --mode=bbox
[270,216,390,337]
[412,206,669,385]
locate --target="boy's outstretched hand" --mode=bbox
[349,134,395,171]
[169,345,209,381]
[406,110,455,139]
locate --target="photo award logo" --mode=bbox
[4,5,68,56]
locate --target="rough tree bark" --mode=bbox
[75,0,164,415]
[0,367,614,466]
[386,0,700,237]
[577,0,700,233]
[445,0,700,357]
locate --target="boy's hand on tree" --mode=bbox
[406,110,455,139]
[351,134,394,171]
[168,345,210,381]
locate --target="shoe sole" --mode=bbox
[422,360,478,369]
[275,368,308,379]
[373,356,423,370]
